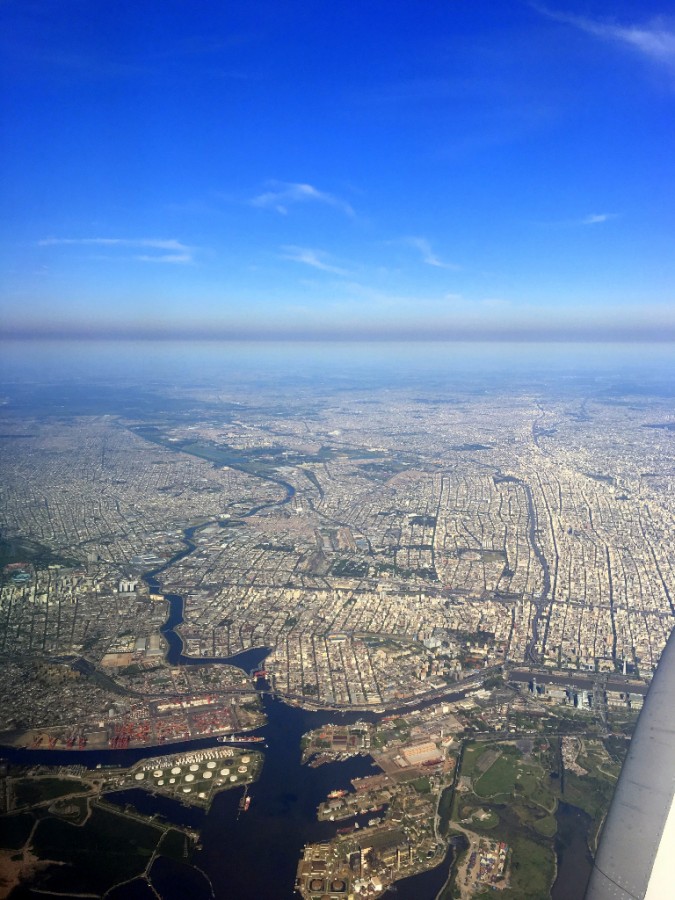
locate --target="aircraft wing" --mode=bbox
[585,628,675,899]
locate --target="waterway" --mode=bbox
[552,802,593,900]
[0,509,466,898]
[1,457,584,898]
[158,588,271,669]
[2,694,457,899]
[0,526,546,899]
[1,655,593,897]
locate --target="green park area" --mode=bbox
[460,740,559,831]
[561,738,624,851]
[29,805,165,894]
[13,776,90,808]
[0,795,192,896]
[0,761,214,896]
[442,734,627,899]
[449,740,560,898]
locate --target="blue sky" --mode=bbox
[1,0,674,340]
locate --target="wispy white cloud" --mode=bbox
[134,253,193,264]
[532,4,675,72]
[39,237,188,250]
[534,212,618,228]
[281,245,350,276]
[251,181,355,216]
[404,236,460,270]
[581,213,616,225]
[38,237,195,263]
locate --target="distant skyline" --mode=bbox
[2,0,675,341]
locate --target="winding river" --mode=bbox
[3,447,590,898]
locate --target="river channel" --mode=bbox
[3,688,458,899]
[4,687,594,900]
[3,465,591,898]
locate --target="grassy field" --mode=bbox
[410,776,431,794]
[450,741,560,897]
[499,835,556,899]
[13,777,88,808]
[445,734,623,898]
[472,743,554,813]
[474,751,520,800]
[458,743,483,779]
[533,813,558,837]
[0,535,79,572]
[30,805,163,894]
[577,738,623,781]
